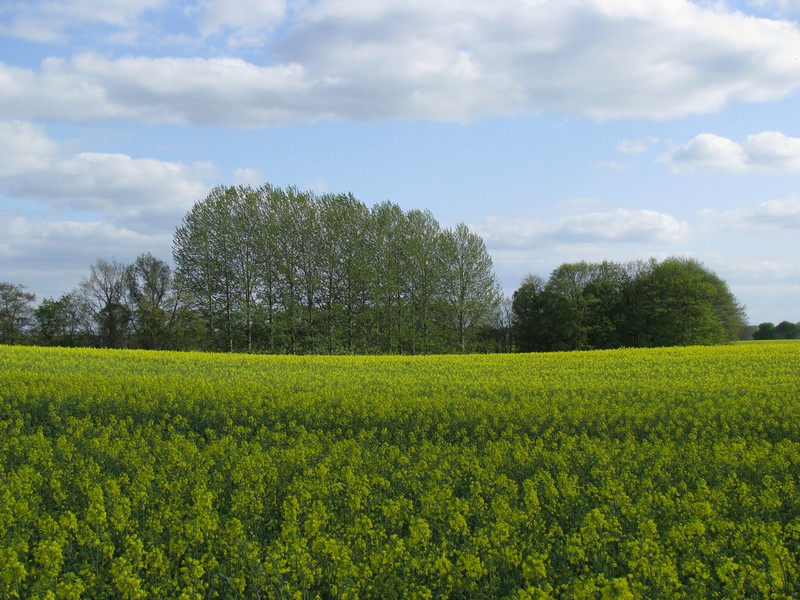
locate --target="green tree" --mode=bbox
[228,187,263,352]
[404,209,448,353]
[441,223,502,352]
[512,274,549,352]
[582,261,631,349]
[368,201,409,353]
[253,183,282,352]
[272,186,317,353]
[33,292,92,346]
[316,192,371,353]
[631,257,745,346]
[174,186,240,351]
[752,322,777,340]
[125,252,180,350]
[541,262,596,351]
[174,191,220,350]
[774,320,800,339]
[513,258,745,351]
[174,183,505,355]
[0,282,36,344]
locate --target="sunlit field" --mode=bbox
[2,343,799,598]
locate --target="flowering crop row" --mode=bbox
[1,343,799,598]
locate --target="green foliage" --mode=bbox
[513,257,747,351]
[1,344,799,597]
[753,321,800,340]
[0,282,36,344]
[173,184,501,354]
[32,293,93,348]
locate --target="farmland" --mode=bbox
[1,344,799,598]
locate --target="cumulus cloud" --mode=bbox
[0,120,209,230]
[666,131,800,173]
[702,195,800,232]
[1,1,800,125]
[476,208,691,249]
[0,120,58,176]
[0,55,313,126]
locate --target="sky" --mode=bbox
[1,0,799,325]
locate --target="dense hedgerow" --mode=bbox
[1,344,799,598]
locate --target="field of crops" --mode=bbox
[1,344,799,599]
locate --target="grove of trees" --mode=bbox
[1,184,504,354]
[751,320,800,340]
[173,184,503,353]
[511,257,748,351]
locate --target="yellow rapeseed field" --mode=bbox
[1,343,799,598]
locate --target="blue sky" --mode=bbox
[1,0,799,324]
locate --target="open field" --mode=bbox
[2,343,799,598]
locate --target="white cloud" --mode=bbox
[0,120,209,230]
[0,121,227,300]
[0,55,312,126]
[1,1,800,125]
[702,195,800,232]
[477,208,691,249]
[665,133,749,172]
[0,210,173,301]
[744,131,800,171]
[0,120,58,176]
[666,131,800,173]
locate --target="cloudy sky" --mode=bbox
[2,0,799,324]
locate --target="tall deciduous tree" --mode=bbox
[369,201,409,353]
[126,252,179,350]
[442,223,503,352]
[404,209,447,354]
[78,258,130,348]
[0,282,36,344]
[316,192,371,353]
[512,273,548,352]
[174,191,219,350]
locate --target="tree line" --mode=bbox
[2,183,755,353]
[511,257,748,351]
[750,320,800,340]
[1,184,504,354]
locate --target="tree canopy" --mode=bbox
[512,257,747,351]
[752,321,800,340]
[172,184,502,353]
